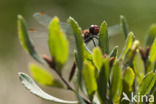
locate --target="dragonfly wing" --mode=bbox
[108,24,121,37]
[33,12,76,55]
[33,12,121,37]
[60,22,74,35]
[33,12,52,28]
[29,32,75,60]
[32,12,121,56]
[28,30,50,57]
[33,12,74,35]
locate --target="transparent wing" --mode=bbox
[29,30,50,56]
[33,12,120,37]
[33,12,51,27]
[108,24,121,36]
[30,12,121,57]
[30,12,75,59]
[29,30,75,58]
[33,12,73,35]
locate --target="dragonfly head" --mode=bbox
[89,25,99,35]
[83,25,100,43]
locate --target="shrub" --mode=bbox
[17,13,156,104]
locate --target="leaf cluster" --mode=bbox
[17,14,156,104]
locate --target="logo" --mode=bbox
[121,92,154,103]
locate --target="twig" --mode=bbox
[42,55,91,104]
[56,70,74,91]
[69,62,76,82]
[54,67,91,104]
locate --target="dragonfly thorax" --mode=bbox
[83,30,93,43]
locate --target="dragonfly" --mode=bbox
[29,12,121,56]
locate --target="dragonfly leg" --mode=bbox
[92,38,96,47]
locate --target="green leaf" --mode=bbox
[139,72,156,95]
[29,63,53,85]
[97,57,109,103]
[146,61,154,73]
[29,63,63,88]
[120,32,135,59]
[132,60,143,84]
[149,39,156,63]
[99,21,109,54]
[84,45,92,61]
[123,40,140,65]
[92,47,103,70]
[48,17,69,69]
[111,61,122,103]
[82,61,97,99]
[18,72,78,104]
[68,17,84,70]
[109,46,118,58]
[68,17,84,90]
[74,51,86,93]
[123,67,135,91]
[17,15,45,63]
[145,24,156,46]
[147,39,156,73]
[120,15,129,39]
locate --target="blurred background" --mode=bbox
[1,0,156,104]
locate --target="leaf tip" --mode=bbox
[18,72,24,77]
[101,20,107,26]
[17,14,23,19]
[67,16,75,23]
[120,15,124,19]
[18,72,26,81]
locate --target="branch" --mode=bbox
[42,55,91,104]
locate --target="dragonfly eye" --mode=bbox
[89,25,95,34]
[93,27,99,35]
[89,25,99,35]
